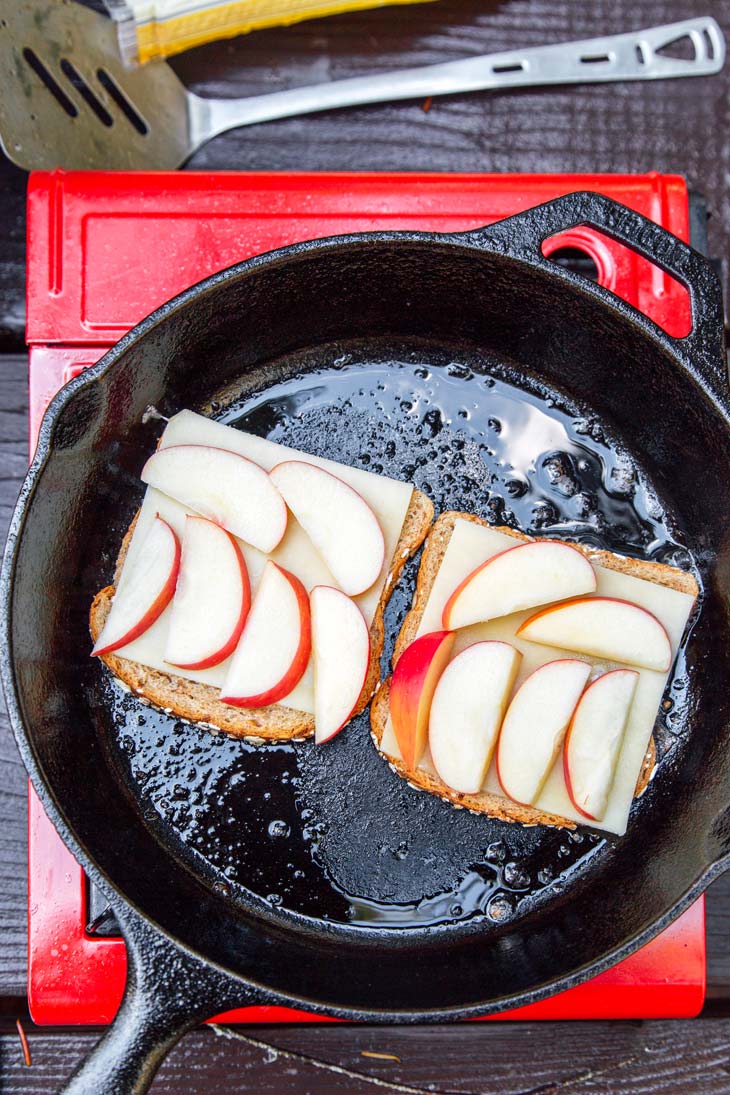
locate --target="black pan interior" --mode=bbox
[9,236,730,1015]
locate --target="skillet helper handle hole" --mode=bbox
[541,229,692,339]
[59,903,259,1095]
[463,191,726,399]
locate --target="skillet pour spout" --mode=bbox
[2,192,729,1095]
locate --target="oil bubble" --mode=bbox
[541,451,578,497]
[420,408,444,438]
[486,894,514,922]
[503,862,530,889]
[446,362,472,380]
[531,500,558,528]
[505,477,529,499]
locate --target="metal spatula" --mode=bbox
[0,3,724,171]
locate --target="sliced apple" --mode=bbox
[442,540,596,630]
[310,585,370,744]
[429,641,521,794]
[164,516,250,670]
[92,514,180,657]
[141,444,287,553]
[389,630,456,770]
[496,659,591,805]
[517,597,672,672]
[269,461,385,597]
[564,669,639,821]
[220,561,310,708]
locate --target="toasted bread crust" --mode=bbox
[90,489,434,740]
[372,511,696,828]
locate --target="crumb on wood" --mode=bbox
[16,1020,31,1067]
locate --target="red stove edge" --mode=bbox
[26,171,705,1024]
[27,790,706,1025]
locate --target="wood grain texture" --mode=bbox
[1,0,730,349]
[0,357,31,995]
[4,1020,730,1093]
[0,163,26,351]
[707,871,730,1001]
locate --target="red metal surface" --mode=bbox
[27,788,706,1025]
[26,171,704,1024]
[27,170,692,348]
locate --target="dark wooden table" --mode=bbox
[3,1,730,1090]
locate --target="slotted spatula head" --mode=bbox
[0,0,194,169]
[4,4,725,172]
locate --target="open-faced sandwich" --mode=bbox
[370,513,698,835]
[90,409,434,742]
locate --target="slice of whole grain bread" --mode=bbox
[90,488,434,741]
[370,511,698,829]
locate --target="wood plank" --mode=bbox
[4,1019,730,1093]
[0,162,25,352]
[2,0,730,350]
[0,356,31,994]
[0,705,25,995]
[707,871,730,1000]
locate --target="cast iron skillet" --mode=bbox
[3,192,730,1094]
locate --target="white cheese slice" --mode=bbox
[110,411,414,714]
[380,519,696,835]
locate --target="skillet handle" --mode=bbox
[59,902,258,1095]
[465,190,726,396]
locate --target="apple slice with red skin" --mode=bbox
[310,586,370,744]
[429,641,521,794]
[563,669,639,821]
[164,516,250,670]
[442,540,596,630]
[496,659,591,806]
[269,461,385,597]
[517,597,672,672]
[93,514,181,657]
[389,630,456,770]
[141,444,287,554]
[220,561,310,708]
